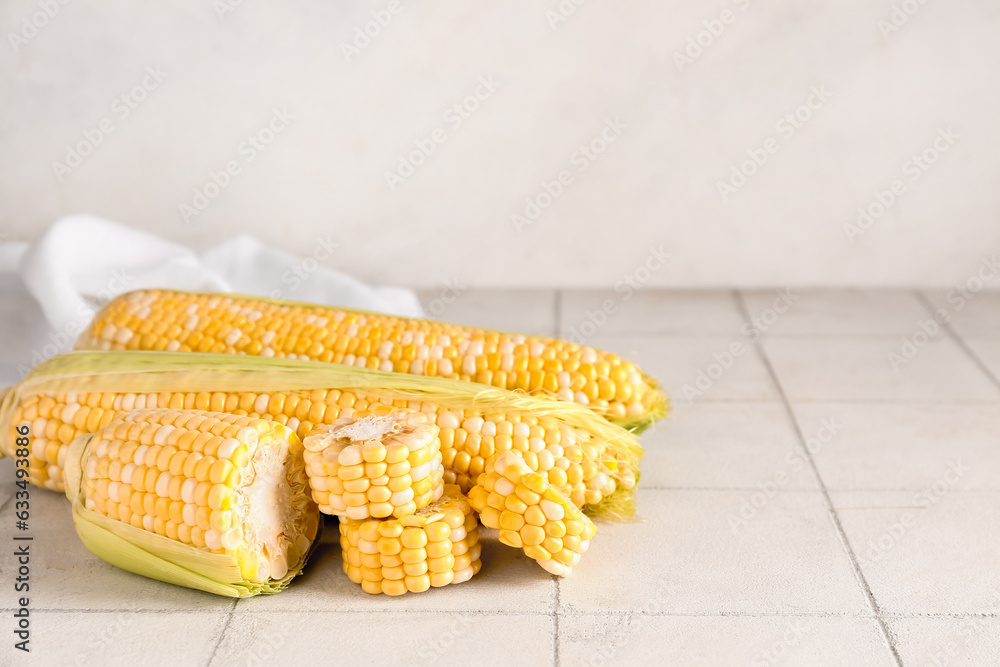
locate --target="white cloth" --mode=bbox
[12,214,423,335]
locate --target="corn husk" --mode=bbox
[62,433,320,597]
[1,350,643,519]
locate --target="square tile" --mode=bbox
[211,611,552,666]
[0,487,233,611]
[559,489,869,614]
[639,402,817,490]
[559,289,743,337]
[589,334,779,404]
[963,338,1000,384]
[924,290,1000,337]
[239,527,555,613]
[793,403,1000,491]
[742,290,929,336]
[559,614,892,667]
[9,611,228,666]
[763,338,999,402]
[833,491,1000,614]
[887,616,1000,667]
[415,287,556,337]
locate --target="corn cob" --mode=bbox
[339,484,481,595]
[62,408,320,596]
[1,351,642,519]
[303,408,444,519]
[74,289,667,431]
[469,452,595,577]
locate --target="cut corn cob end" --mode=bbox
[469,452,596,577]
[303,406,444,520]
[64,408,320,596]
[339,484,481,595]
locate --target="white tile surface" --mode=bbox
[591,334,780,404]
[887,616,1000,667]
[416,287,557,337]
[763,337,1000,402]
[210,611,553,666]
[924,290,1000,337]
[560,489,869,615]
[639,402,817,490]
[559,290,743,336]
[962,337,1000,383]
[793,402,1000,491]
[559,614,894,667]
[833,491,1000,615]
[742,290,930,336]
[9,612,228,667]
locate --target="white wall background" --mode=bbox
[1,1,998,289]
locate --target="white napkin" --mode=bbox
[15,214,423,336]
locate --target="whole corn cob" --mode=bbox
[1,351,642,520]
[469,452,595,577]
[74,289,667,431]
[303,408,445,520]
[339,484,481,595]
[62,408,320,596]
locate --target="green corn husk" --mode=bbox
[63,433,320,597]
[1,350,643,519]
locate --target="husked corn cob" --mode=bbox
[339,484,481,595]
[64,408,320,596]
[1,352,641,519]
[75,289,667,430]
[303,408,444,519]
[469,452,595,577]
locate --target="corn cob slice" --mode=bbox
[303,408,444,519]
[469,452,596,577]
[339,484,480,595]
[74,289,667,431]
[0,351,642,520]
[62,408,320,596]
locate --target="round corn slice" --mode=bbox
[469,451,595,577]
[339,484,481,595]
[303,407,444,520]
[68,408,320,595]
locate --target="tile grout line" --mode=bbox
[733,290,905,667]
[553,289,563,339]
[914,290,1000,393]
[204,599,237,667]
